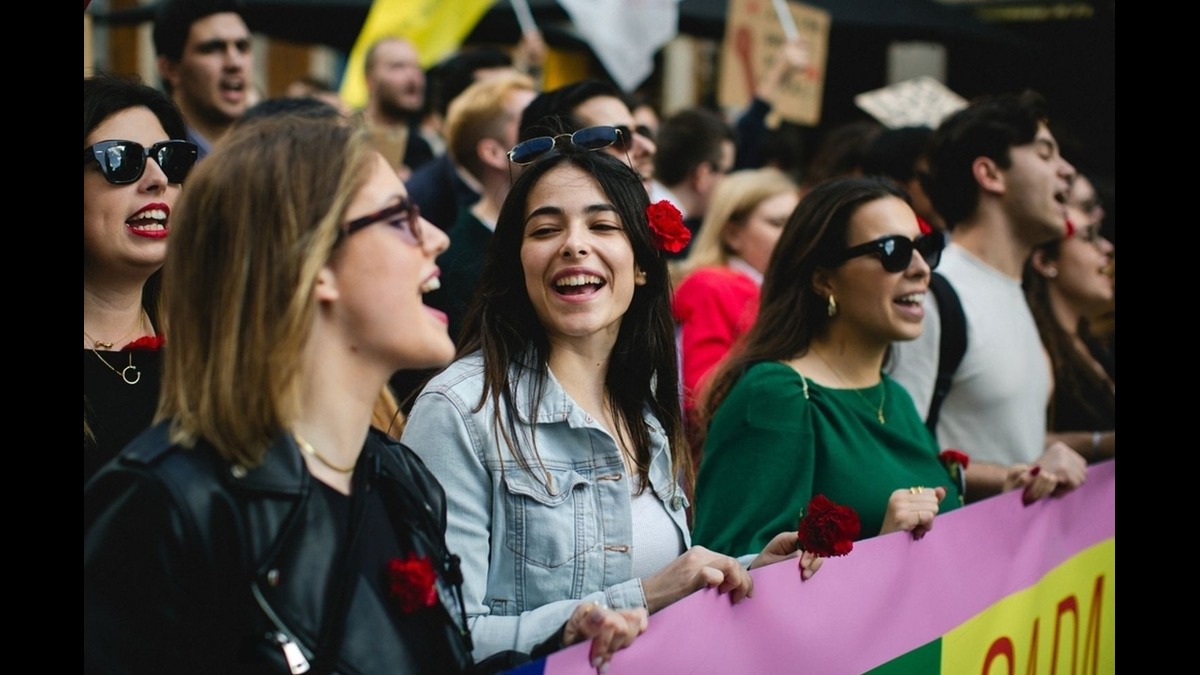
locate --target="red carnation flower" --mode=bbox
[124,334,166,351]
[646,200,691,253]
[796,494,860,558]
[939,449,970,501]
[938,449,970,471]
[386,554,438,613]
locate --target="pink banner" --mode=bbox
[541,460,1115,674]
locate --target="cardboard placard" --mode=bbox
[854,76,969,129]
[718,0,830,127]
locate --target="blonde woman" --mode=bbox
[670,168,800,441]
[84,117,645,674]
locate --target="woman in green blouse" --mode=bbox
[691,177,961,556]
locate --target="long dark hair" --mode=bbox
[1022,241,1115,428]
[457,146,689,490]
[697,177,908,438]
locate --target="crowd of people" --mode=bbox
[85,0,1114,672]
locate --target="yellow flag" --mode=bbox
[339,0,496,110]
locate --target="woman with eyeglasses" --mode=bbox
[84,116,646,674]
[84,74,198,485]
[401,142,821,662]
[691,176,962,556]
[1023,174,1115,463]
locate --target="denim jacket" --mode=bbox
[401,351,691,660]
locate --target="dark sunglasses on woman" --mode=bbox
[83,139,199,185]
[837,231,946,273]
[507,125,636,166]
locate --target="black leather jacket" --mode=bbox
[85,421,480,675]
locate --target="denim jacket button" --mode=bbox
[670,496,684,510]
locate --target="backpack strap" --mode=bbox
[925,272,967,433]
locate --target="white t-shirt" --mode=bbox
[889,243,1048,465]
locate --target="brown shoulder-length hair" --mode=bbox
[456,146,690,491]
[157,117,374,466]
[696,176,909,440]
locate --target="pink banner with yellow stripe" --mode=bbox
[531,460,1115,674]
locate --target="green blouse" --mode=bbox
[692,361,962,556]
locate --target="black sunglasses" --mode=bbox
[837,232,946,273]
[344,198,423,246]
[508,125,634,166]
[83,139,199,185]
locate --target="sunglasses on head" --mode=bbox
[344,197,423,246]
[837,232,946,273]
[507,125,634,166]
[83,139,199,185]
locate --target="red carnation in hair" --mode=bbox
[916,215,933,235]
[797,494,860,558]
[646,200,691,253]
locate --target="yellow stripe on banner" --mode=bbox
[339,0,496,111]
[942,539,1116,675]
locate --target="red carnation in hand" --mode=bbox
[646,200,691,253]
[797,494,860,558]
[938,449,970,470]
[939,449,970,500]
[386,554,438,613]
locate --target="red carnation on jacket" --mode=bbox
[386,554,438,613]
[797,494,861,558]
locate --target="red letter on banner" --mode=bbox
[1051,596,1079,675]
[983,636,1015,675]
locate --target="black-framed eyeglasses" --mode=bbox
[344,198,423,246]
[837,232,946,273]
[83,139,199,185]
[508,124,634,166]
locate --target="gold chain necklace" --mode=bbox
[812,349,886,424]
[83,328,142,385]
[294,433,356,474]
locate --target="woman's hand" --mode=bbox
[561,602,649,672]
[1004,442,1088,504]
[748,532,823,580]
[641,546,753,613]
[880,485,947,539]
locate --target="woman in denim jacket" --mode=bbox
[402,137,821,662]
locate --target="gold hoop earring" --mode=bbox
[827,295,838,317]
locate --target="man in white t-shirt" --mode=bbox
[888,91,1088,502]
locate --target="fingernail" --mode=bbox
[1030,466,1041,476]
[599,662,610,674]
[592,656,604,668]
